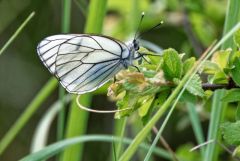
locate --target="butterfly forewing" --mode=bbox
[37,34,130,94]
[37,34,78,74]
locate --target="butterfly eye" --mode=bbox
[133,40,139,50]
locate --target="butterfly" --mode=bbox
[37,12,162,94]
[37,34,142,94]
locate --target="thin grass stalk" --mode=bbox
[0,77,58,155]
[119,22,240,161]
[0,12,35,56]
[61,0,71,33]
[114,117,128,159]
[61,0,108,161]
[57,0,72,143]
[57,88,65,141]
[221,0,240,50]
[73,0,87,16]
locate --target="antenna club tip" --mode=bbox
[141,12,145,16]
[160,20,164,24]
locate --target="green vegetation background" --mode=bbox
[0,0,236,161]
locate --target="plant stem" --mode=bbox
[202,80,238,90]
[152,127,179,161]
[0,12,35,56]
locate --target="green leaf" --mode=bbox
[211,49,231,70]
[229,51,240,66]
[221,89,240,102]
[201,60,221,75]
[234,29,240,48]
[183,57,196,74]
[186,74,205,97]
[221,121,240,145]
[162,48,183,80]
[115,93,138,118]
[233,145,240,157]
[180,91,197,104]
[138,96,155,117]
[141,90,170,125]
[152,89,171,109]
[230,57,240,86]
[207,71,228,84]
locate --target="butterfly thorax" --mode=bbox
[123,39,140,67]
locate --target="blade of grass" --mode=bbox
[114,117,128,159]
[61,94,92,161]
[84,0,107,33]
[31,95,72,153]
[0,77,58,155]
[61,0,108,161]
[203,89,227,161]
[57,0,72,143]
[20,135,172,161]
[112,138,117,161]
[187,102,205,157]
[57,88,65,141]
[119,22,240,161]
[0,12,35,56]
[221,0,240,50]
[61,0,71,33]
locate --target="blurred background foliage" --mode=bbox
[0,0,234,161]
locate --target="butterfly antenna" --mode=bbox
[136,20,164,39]
[134,12,145,40]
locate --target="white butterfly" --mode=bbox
[37,34,141,94]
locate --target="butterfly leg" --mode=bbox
[138,52,151,64]
[142,55,151,64]
[132,65,141,72]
